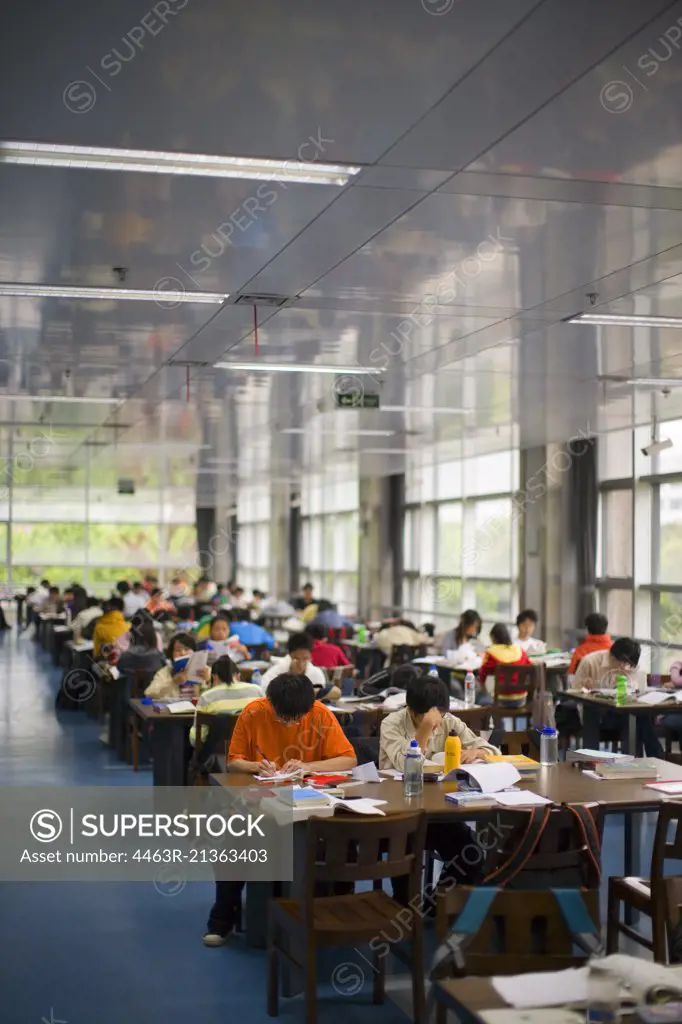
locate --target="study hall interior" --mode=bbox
[5,2,682,1023]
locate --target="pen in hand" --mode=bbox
[256,745,277,774]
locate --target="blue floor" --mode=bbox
[0,631,413,1024]
[0,631,652,1023]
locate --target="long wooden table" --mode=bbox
[567,690,670,754]
[128,699,194,786]
[433,976,636,1023]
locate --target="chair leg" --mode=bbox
[411,919,426,1024]
[652,904,668,964]
[304,938,317,1024]
[606,879,621,955]
[266,919,279,1017]
[373,944,386,1004]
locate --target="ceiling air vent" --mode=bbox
[233,293,291,308]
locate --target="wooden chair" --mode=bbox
[390,643,427,666]
[267,811,427,1024]
[330,664,356,693]
[494,729,539,757]
[188,711,239,785]
[492,663,543,713]
[432,887,600,1023]
[607,800,682,962]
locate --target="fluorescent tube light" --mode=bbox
[380,405,466,414]
[0,142,362,186]
[625,378,682,388]
[642,437,673,456]
[214,362,383,375]
[568,313,682,328]
[1,394,122,405]
[0,283,226,303]
[362,448,413,455]
[282,428,394,436]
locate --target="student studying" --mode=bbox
[204,673,356,945]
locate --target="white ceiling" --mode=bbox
[2,0,682,503]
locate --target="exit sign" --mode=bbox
[335,391,380,409]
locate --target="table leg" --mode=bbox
[150,726,188,786]
[623,811,643,925]
[582,703,601,749]
[627,713,638,757]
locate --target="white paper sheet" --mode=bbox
[481,1011,583,1024]
[186,650,209,682]
[645,780,682,794]
[167,701,195,714]
[351,762,381,783]
[637,690,675,705]
[383,691,407,710]
[380,769,402,779]
[495,791,552,807]
[450,761,521,792]
[492,968,588,1008]
[328,796,387,816]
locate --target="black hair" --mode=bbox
[420,622,435,638]
[211,655,236,686]
[107,596,124,612]
[490,622,512,646]
[287,632,313,655]
[391,663,422,690]
[150,588,162,598]
[610,637,640,668]
[302,582,313,590]
[117,581,130,595]
[49,586,60,595]
[305,623,326,641]
[232,609,250,622]
[406,675,449,715]
[132,581,143,590]
[40,579,49,588]
[167,631,197,659]
[454,609,482,647]
[516,609,538,627]
[267,672,315,721]
[26,586,36,595]
[176,604,193,620]
[585,612,608,635]
[130,612,158,650]
[316,599,334,613]
[86,596,100,608]
[233,586,244,595]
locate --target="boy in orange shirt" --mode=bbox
[203,673,356,945]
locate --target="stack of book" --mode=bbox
[276,786,333,809]
[487,754,541,781]
[595,760,659,781]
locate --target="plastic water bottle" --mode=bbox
[252,669,262,691]
[428,666,439,678]
[357,624,367,644]
[615,673,627,707]
[403,740,424,798]
[540,727,558,766]
[464,671,476,707]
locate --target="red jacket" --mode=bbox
[311,639,350,669]
[568,634,612,675]
[479,644,531,684]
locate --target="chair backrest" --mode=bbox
[331,665,355,686]
[442,887,600,976]
[247,643,271,661]
[650,801,682,896]
[647,673,672,687]
[128,668,157,699]
[390,643,423,666]
[484,803,604,891]
[304,811,426,899]
[496,729,539,757]
[189,711,240,784]
[493,663,542,708]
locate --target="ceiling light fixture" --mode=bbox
[568,313,682,328]
[1,394,122,405]
[281,428,394,436]
[625,378,682,388]
[380,405,466,414]
[214,362,383,375]
[0,141,362,186]
[0,283,227,304]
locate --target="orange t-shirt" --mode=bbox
[228,698,355,767]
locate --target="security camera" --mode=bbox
[641,437,673,457]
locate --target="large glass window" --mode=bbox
[300,473,359,614]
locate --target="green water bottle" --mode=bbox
[357,624,367,644]
[615,673,628,707]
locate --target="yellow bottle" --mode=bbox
[444,733,462,775]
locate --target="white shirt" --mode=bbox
[123,592,148,618]
[27,586,49,608]
[260,655,327,694]
[514,632,547,656]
